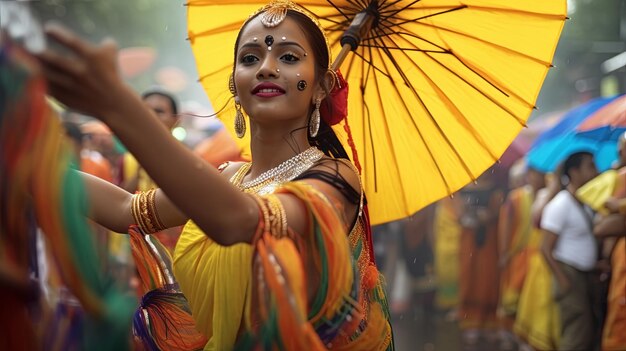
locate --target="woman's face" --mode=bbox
[234,15,319,126]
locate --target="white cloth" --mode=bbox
[541,190,597,271]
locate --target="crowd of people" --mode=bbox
[3,1,397,350]
[375,140,626,351]
[1,0,624,350]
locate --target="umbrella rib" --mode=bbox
[378,0,423,19]
[375,22,527,124]
[398,21,550,109]
[468,5,568,20]
[393,19,558,68]
[351,51,393,79]
[382,5,467,24]
[197,63,232,82]
[368,20,451,53]
[360,42,379,192]
[372,27,482,180]
[424,51,528,125]
[378,0,408,13]
[372,28,525,162]
[360,44,447,54]
[362,38,411,210]
[368,29,463,192]
[320,0,349,20]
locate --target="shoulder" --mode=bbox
[294,157,362,206]
[544,191,569,214]
[302,158,361,190]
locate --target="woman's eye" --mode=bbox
[240,54,258,64]
[281,53,300,63]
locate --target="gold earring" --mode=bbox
[229,74,236,95]
[234,97,246,138]
[309,98,321,138]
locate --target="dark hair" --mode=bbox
[63,121,83,144]
[233,10,350,160]
[562,151,593,179]
[141,87,179,116]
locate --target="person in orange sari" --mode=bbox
[457,169,504,345]
[592,163,626,351]
[594,209,626,351]
[498,165,546,347]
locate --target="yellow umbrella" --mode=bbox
[187,0,567,224]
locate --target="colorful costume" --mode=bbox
[513,243,561,350]
[457,186,502,332]
[433,198,462,309]
[172,163,393,350]
[498,185,534,327]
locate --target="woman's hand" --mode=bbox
[36,24,131,121]
[604,197,621,214]
[594,213,626,238]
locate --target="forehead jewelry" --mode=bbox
[265,35,274,51]
[297,80,307,91]
[252,0,331,67]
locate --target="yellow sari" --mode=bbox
[499,186,533,320]
[173,180,393,350]
[513,229,560,350]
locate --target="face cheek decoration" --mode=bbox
[297,80,308,91]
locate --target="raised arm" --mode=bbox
[38,26,263,245]
[81,171,187,233]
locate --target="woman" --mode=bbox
[456,170,503,345]
[37,1,393,350]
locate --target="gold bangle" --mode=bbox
[250,194,288,241]
[130,189,166,233]
[147,189,166,231]
[266,195,287,238]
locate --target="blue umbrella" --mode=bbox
[528,96,620,172]
[527,133,618,173]
[531,96,620,149]
[576,94,626,141]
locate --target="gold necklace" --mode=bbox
[230,147,324,195]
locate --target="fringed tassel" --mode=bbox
[237,183,357,350]
[1,42,135,350]
[128,226,207,351]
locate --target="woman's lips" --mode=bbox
[252,83,285,97]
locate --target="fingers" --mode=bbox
[40,64,76,89]
[44,23,92,57]
[37,50,85,79]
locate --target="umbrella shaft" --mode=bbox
[332,44,352,71]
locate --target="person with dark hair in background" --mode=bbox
[119,87,183,252]
[541,151,599,351]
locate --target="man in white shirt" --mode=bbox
[541,151,599,351]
